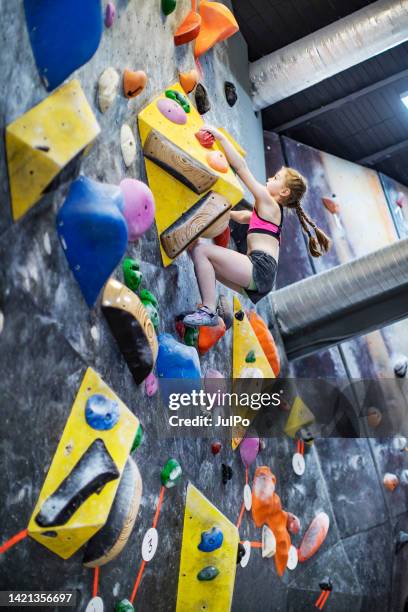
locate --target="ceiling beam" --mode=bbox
[357,138,408,165]
[271,68,408,133]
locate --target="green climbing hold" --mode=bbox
[140,289,158,308]
[123,258,142,292]
[197,566,220,581]
[184,326,199,348]
[245,350,256,363]
[162,0,177,16]
[115,599,134,612]
[161,458,182,488]
[143,302,160,330]
[131,424,143,452]
[165,89,191,113]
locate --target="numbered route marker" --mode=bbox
[292,452,305,476]
[142,527,159,562]
[86,597,104,612]
[287,545,298,570]
[243,484,252,511]
[240,540,251,568]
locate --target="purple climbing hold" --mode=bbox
[157,98,187,125]
[105,2,116,27]
[119,179,155,242]
[145,372,158,397]
[239,437,259,467]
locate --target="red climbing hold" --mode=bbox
[298,512,330,562]
[214,226,230,248]
[286,512,301,535]
[211,442,222,455]
[195,129,215,149]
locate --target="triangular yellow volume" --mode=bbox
[284,396,315,438]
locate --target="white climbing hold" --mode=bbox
[287,545,298,570]
[142,527,158,562]
[43,232,51,255]
[244,484,252,511]
[121,124,136,167]
[392,436,407,452]
[0,310,4,335]
[90,325,100,342]
[85,597,104,612]
[292,452,305,476]
[401,469,408,485]
[240,540,251,568]
[98,67,120,113]
[261,525,276,558]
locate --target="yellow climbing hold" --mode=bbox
[284,396,315,438]
[138,83,244,266]
[232,297,275,449]
[176,483,239,612]
[6,80,100,221]
[27,367,139,559]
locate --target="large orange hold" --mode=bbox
[252,466,291,577]
[174,1,202,46]
[298,512,330,562]
[198,318,226,354]
[207,150,229,173]
[179,69,199,94]
[247,311,280,377]
[123,69,147,98]
[194,1,239,59]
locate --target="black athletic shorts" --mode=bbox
[244,250,278,304]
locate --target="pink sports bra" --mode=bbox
[247,205,283,243]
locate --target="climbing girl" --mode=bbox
[183,125,331,327]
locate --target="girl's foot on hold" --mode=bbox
[183,305,219,327]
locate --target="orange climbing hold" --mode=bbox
[322,197,340,214]
[207,151,229,173]
[194,1,239,59]
[198,319,226,355]
[298,512,330,563]
[247,311,280,377]
[174,0,202,46]
[123,69,147,98]
[252,467,291,577]
[179,69,199,94]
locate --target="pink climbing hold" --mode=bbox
[119,179,155,241]
[157,98,187,125]
[287,512,301,535]
[298,512,330,563]
[105,2,116,27]
[239,437,259,467]
[145,372,158,397]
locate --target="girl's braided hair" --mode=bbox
[282,168,331,258]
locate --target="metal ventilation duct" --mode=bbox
[250,0,408,111]
[272,238,408,360]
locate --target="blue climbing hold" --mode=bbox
[198,527,224,552]
[24,0,103,91]
[156,334,201,406]
[56,176,127,308]
[85,394,120,430]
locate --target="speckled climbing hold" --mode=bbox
[123,258,142,293]
[222,464,233,484]
[161,458,182,488]
[24,0,103,91]
[105,2,116,27]
[286,512,301,535]
[157,98,187,125]
[179,69,199,94]
[262,525,276,558]
[115,600,134,612]
[247,311,281,377]
[85,394,119,431]
[162,0,177,15]
[367,406,382,428]
[396,531,408,554]
[197,566,219,581]
[195,84,211,115]
[98,67,120,113]
[383,473,399,491]
[394,356,408,377]
[195,129,215,149]
[7,80,100,221]
[298,512,330,563]
[225,81,237,107]
[131,424,143,452]
[56,176,126,308]
[123,69,147,98]
[165,89,191,113]
[145,372,158,397]
[120,124,136,167]
[194,1,239,59]
[119,179,155,241]
[198,527,223,552]
[207,151,229,173]
[214,226,231,248]
[211,441,222,455]
[235,310,244,321]
[239,437,259,467]
[245,350,256,363]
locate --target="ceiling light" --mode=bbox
[401,91,408,109]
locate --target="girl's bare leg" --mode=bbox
[189,241,253,311]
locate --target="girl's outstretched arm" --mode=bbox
[202,125,268,201]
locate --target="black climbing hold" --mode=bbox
[35,439,120,528]
[319,577,333,591]
[222,463,233,485]
[396,531,408,554]
[35,145,50,152]
[394,357,408,378]
[237,542,245,564]
[224,81,237,107]
[235,310,244,321]
[195,84,211,115]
